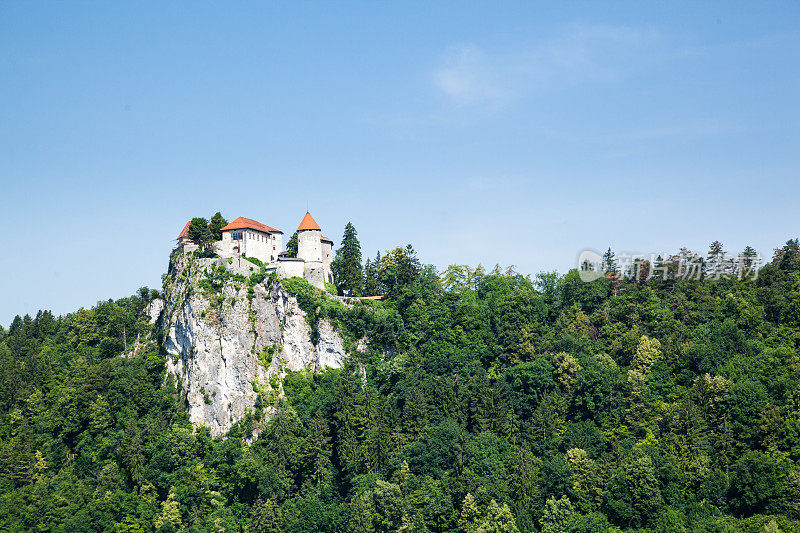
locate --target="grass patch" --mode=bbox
[243,255,265,267]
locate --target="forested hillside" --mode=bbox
[3,238,800,532]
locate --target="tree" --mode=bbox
[778,239,800,271]
[154,488,183,531]
[602,248,618,274]
[88,395,112,435]
[378,245,421,296]
[208,212,227,241]
[603,447,663,527]
[476,500,519,533]
[631,335,661,375]
[741,245,758,269]
[364,252,381,295]
[307,412,333,486]
[540,496,575,533]
[707,241,726,278]
[459,493,481,533]
[553,352,582,393]
[188,217,213,251]
[250,498,283,533]
[728,450,786,516]
[708,241,724,260]
[565,448,601,512]
[286,232,298,257]
[351,480,406,533]
[442,265,486,292]
[332,222,363,296]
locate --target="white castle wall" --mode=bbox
[277,259,305,279]
[298,229,325,289]
[220,229,282,263]
[298,230,322,263]
[321,240,333,283]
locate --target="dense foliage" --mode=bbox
[188,213,228,257]
[3,239,800,532]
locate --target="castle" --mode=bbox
[177,212,334,289]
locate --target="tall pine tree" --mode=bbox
[331,222,363,296]
[707,240,726,277]
[602,248,618,274]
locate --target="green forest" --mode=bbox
[3,230,800,532]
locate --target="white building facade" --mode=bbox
[218,217,283,263]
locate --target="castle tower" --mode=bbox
[297,212,325,289]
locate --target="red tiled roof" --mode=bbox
[178,220,191,239]
[297,212,321,232]
[221,216,283,234]
[321,235,333,243]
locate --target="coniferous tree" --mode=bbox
[741,245,758,269]
[602,248,618,274]
[364,252,381,295]
[778,239,800,271]
[331,222,363,296]
[208,212,227,241]
[707,240,726,277]
[307,412,333,487]
[708,240,725,258]
[364,258,373,293]
[285,232,298,257]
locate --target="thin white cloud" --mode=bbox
[433,46,516,108]
[432,24,661,110]
[465,176,531,192]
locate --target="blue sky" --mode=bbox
[1,2,799,325]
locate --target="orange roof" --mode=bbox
[297,212,321,232]
[221,216,283,234]
[178,220,191,239]
[321,235,333,243]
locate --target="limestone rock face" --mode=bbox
[146,299,165,324]
[158,254,348,437]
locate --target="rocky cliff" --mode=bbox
[155,253,349,436]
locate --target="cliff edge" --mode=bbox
[156,253,349,436]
